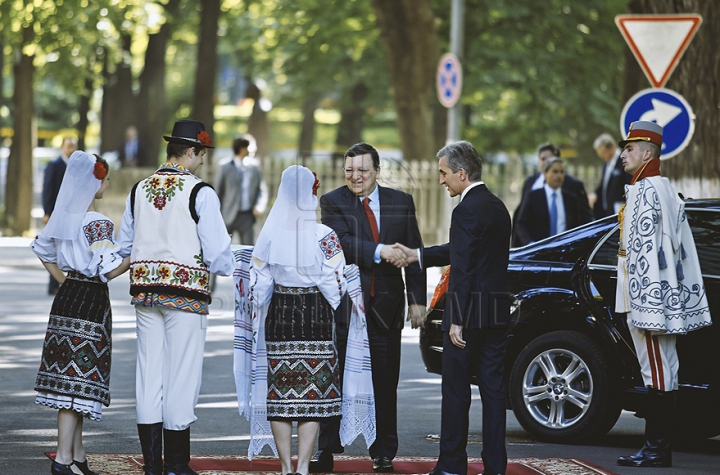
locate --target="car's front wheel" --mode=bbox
[510,330,621,443]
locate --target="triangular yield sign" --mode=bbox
[615,14,702,88]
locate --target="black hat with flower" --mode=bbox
[163,119,215,149]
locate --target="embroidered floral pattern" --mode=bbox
[143,173,185,210]
[83,220,114,245]
[319,230,342,260]
[130,261,210,294]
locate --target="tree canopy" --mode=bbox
[3,0,719,235]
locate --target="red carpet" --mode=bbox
[46,453,619,474]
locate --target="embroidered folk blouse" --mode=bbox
[251,224,347,310]
[31,211,124,282]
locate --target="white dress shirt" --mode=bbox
[544,184,566,235]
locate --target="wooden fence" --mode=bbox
[96,157,603,246]
[259,157,604,246]
[83,155,719,246]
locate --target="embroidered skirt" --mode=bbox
[265,284,341,421]
[35,271,112,417]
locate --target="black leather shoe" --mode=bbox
[428,469,463,475]
[72,459,99,475]
[373,456,394,472]
[51,461,76,475]
[309,450,333,473]
[617,447,672,467]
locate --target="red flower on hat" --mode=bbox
[197,131,211,147]
[312,172,320,196]
[93,162,107,180]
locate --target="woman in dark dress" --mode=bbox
[31,151,129,475]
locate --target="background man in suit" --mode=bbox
[514,157,591,246]
[592,133,631,219]
[511,142,592,246]
[315,142,426,473]
[41,136,77,294]
[214,136,268,245]
[117,125,146,168]
[396,141,511,475]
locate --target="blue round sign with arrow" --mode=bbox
[620,88,695,159]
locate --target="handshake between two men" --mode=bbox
[380,243,419,268]
[379,243,425,329]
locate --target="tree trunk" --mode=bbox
[0,37,4,134]
[626,0,720,183]
[77,77,93,150]
[100,34,136,154]
[370,0,440,161]
[333,82,368,164]
[298,93,321,161]
[192,0,220,169]
[4,26,35,235]
[136,0,181,167]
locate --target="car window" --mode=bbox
[589,209,720,275]
[687,209,720,277]
[589,227,620,267]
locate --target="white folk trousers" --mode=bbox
[627,320,679,391]
[135,305,208,430]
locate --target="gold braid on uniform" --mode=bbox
[618,158,661,242]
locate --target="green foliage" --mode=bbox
[222,0,391,112]
[1,0,630,160]
[436,0,628,160]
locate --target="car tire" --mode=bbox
[510,330,621,443]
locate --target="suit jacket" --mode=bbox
[512,171,592,247]
[214,159,268,227]
[42,156,67,216]
[423,184,512,330]
[117,138,147,167]
[593,154,631,219]
[515,187,590,246]
[320,185,426,330]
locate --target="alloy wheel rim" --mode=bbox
[522,348,593,429]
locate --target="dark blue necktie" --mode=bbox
[549,191,558,236]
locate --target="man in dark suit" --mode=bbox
[117,125,146,167]
[397,141,511,475]
[41,136,77,294]
[511,143,592,247]
[592,133,631,219]
[514,157,591,246]
[314,142,426,473]
[214,136,268,245]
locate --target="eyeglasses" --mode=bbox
[344,168,372,176]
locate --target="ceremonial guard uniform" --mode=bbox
[615,121,712,468]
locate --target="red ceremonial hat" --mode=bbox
[619,120,663,148]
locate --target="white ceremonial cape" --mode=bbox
[232,247,376,460]
[616,176,712,334]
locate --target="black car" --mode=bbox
[419,199,720,443]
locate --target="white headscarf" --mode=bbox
[253,165,318,268]
[40,151,103,241]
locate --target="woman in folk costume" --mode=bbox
[31,151,130,475]
[250,165,347,475]
[615,121,711,468]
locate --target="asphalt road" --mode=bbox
[1,239,718,474]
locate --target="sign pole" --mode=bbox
[447,0,464,144]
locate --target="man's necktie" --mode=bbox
[549,191,558,236]
[362,197,380,297]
